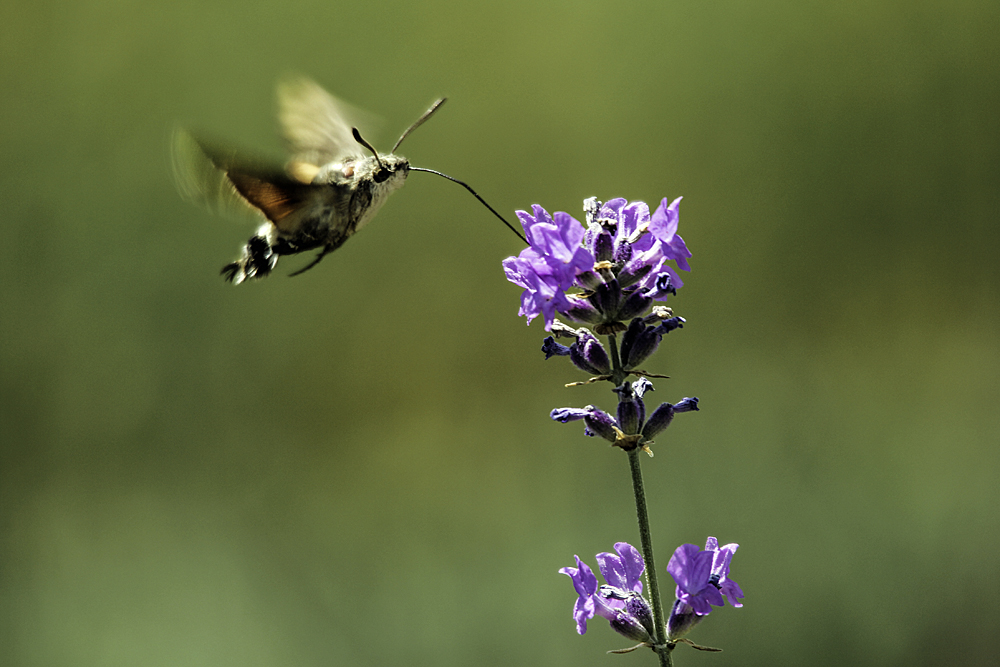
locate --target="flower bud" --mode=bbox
[550,407,590,423]
[673,397,699,413]
[625,593,655,637]
[564,302,603,324]
[655,316,685,334]
[583,408,620,442]
[593,230,614,263]
[641,403,674,439]
[614,382,644,435]
[631,376,653,398]
[583,197,601,225]
[616,263,652,289]
[666,599,704,640]
[588,280,622,317]
[624,323,662,369]
[617,290,653,322]
[569,332,611,375]
[609,612,652,644]
[575,270,604,291]
[618,319,644,368]
[613,239,633,266]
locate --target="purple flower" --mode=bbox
[559,555,599,634]
[502,252,574,329]
[517,206,595,285]
[595,542,645,595]
[550,405,619,442]
[705,536,744,609]
[665,537,743,639]
[504,197,691,331]
[569,331,612,375]
[648,197,691,273]
[641,396,698,440]
[559,542,653,642]
[541,336,571,359]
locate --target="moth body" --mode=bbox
[172,78,434,284]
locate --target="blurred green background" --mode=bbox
[2,1,998,665]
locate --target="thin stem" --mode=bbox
[608,332,673,666]
[628,448,673,667]
[606,333,627,386]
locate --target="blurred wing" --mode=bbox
[277,77,369,167]
[171,129,313,232]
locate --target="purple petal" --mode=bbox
[664,234,692,272]
[560,556,598,598]
[673,397,699,412]
[572,594,596,634]
[711,544,736,577]
[648,197,682,243]
[595,551,626,590]
[619,201,651,239]
[560,556,599,634]
[667,543,712,595]
[599,198,626,222]
[517,205,556,246]
[641,257,684,292]
[550,407,590,423]
[720,578,745,608]
[674,586,713,616]
[542,336,571,359]
[703,585,726,608]
[592,592,620,621]
[614,542,645,593]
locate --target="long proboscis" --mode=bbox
[351,96,527,245]
[410,167,527,244]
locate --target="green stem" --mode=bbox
[606,333,627,386]
[608,333,673,666]
[628,448,673,666]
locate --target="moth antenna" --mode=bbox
[352,127,386,171]
[393,98,447,152]
[410,167,528,244]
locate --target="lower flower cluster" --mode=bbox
[561,539,743,647]
[559,542,655,643]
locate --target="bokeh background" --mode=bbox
[2,1,998,665]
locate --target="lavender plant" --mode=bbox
[503,197,743,664]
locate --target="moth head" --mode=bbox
[335,152,409,188]
[372,154,410,183]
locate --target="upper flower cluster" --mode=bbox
[503,197,691,331]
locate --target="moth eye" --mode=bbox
[342,165,355,178]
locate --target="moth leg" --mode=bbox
[287,246,333,277]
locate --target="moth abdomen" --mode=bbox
[221,232,278,284]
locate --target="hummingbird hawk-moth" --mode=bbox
[172,78,522,284]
